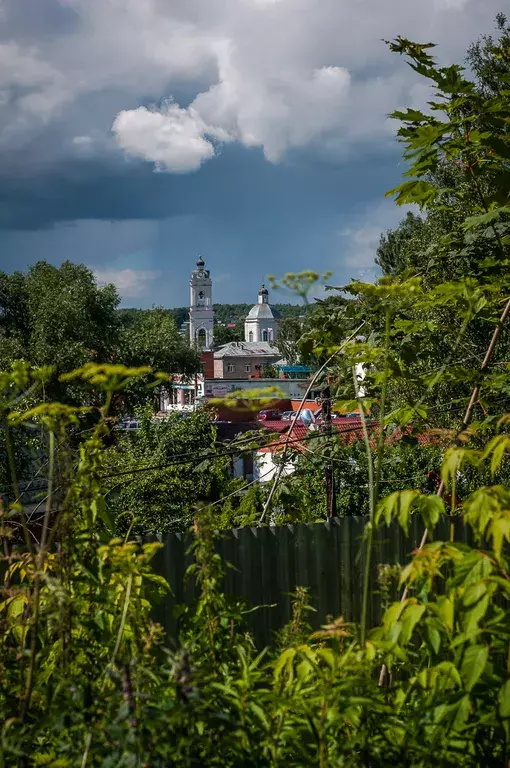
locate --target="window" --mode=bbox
[197,328,207,347]
[248,331,254,342]
[262,330,268,342]
[245,363,252,373]
[227,363,235,373]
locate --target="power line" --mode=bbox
[5,393,507,493]
[97,422,368,482]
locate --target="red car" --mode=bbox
[257,409,282,421]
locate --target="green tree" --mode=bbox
[213,323,244,347]
[119,308,201,412]
[376,16,510,285]
[0,261,120,374]
[299,294,354,366]
[103,409,235,533]
[275,316,306,364]
[0,264,202,412]
[466,12,510,98]
[375,211,428,276]
[122,307,199,375]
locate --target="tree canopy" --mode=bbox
[103,409,236,533]
[0,262,201,410]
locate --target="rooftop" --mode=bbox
[245,303,282,321]
[257,419,439,452]
[214,341,280,358]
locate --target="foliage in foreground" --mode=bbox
[0,362,509,767]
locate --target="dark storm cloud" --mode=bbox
[0,139,400,232]
[0,0,502,305]
[0,0,80,43]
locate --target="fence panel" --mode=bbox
[153,516,469,647]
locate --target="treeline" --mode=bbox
[118,302,304,330]
[0,261,200,410]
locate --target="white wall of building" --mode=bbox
[254,451,296,483]
[204,377,316,400]
[244,317,278,343]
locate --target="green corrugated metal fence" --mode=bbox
[152,517,469,647]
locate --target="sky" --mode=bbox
[0,0,503,308]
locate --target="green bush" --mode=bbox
[0,362,508,767]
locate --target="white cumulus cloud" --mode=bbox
[112,103,224,172]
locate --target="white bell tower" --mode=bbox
[189,256,214,350]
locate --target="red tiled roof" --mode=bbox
[257,418,364,452]
[257,419,441,453]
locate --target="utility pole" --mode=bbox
[321,385,337,518]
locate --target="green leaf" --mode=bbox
[91,497,115,533]
[400,601,426,644]
[482,434,510,474]
[498,680,510,718]
[376,490,420,534]
[463,206,510,231]
[415,495,445,530]
[390,108,429,122]
[425,620,441,655]
[463,595,490,638]
[441,447,481,489]
[274,647,296,684]
[385,180,438,208]
[462,582,487,608]
[436,597,454,632]
[249,701,270,728]
[452,694,471,732]
[460,644,488,692]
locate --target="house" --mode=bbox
[253,418,364,483]
[213,341,281,379]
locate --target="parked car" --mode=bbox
[257,409,282,421]
[117,419,140,431]
[280,411,295,421]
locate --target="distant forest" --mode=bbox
[118,303,304,329]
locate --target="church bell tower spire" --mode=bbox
[189,256,214,350]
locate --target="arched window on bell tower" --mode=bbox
[262,329,268,342]
[248,331,254,342]
[197,328,207,347]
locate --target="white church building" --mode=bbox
[160,257,318,412]
[188,256,281,351]
[244,284,281,343]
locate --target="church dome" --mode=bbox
[244,281,280,342]
[246,303,281,320]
